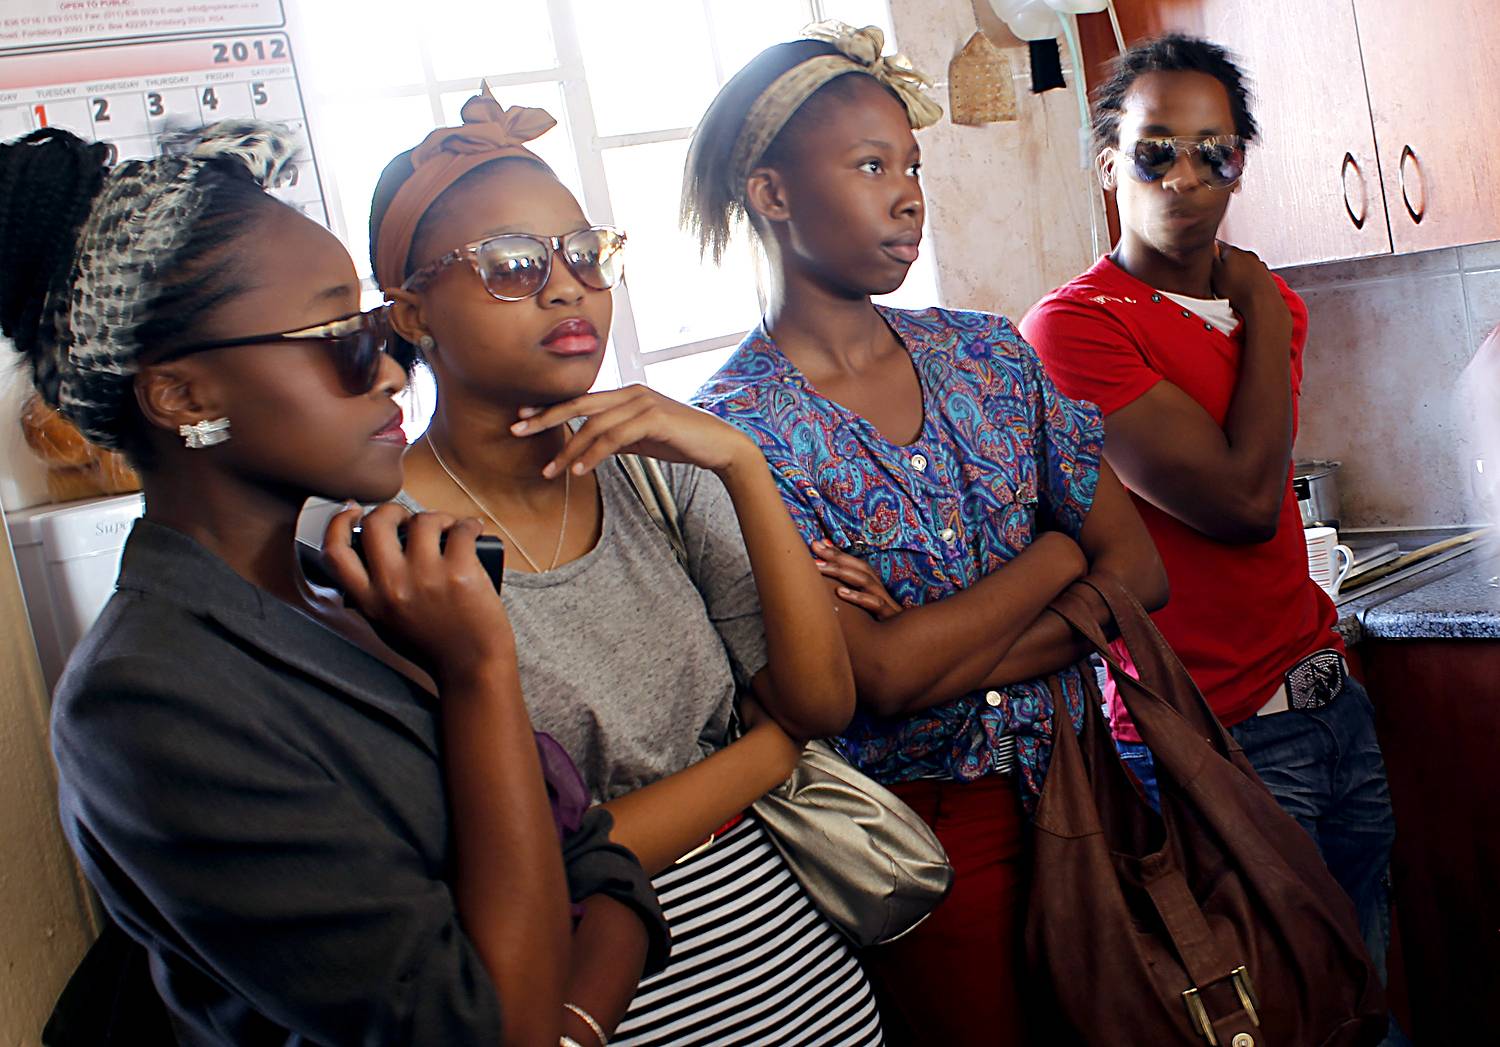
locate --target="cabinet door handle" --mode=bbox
[1340,151,1366,230]
[1398,144,1425,224]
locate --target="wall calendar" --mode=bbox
[1,2,328,225]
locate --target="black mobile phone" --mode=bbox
[355,524,506,591]
[298,525,506,592]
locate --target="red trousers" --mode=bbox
[859,773,1030,1046]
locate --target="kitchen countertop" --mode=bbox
[1335,533,1500,643]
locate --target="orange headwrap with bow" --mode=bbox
[374,83,556,290]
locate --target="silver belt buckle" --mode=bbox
[1284,650,1347,712]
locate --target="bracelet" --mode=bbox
[564,1001,607,1047]
[560,1038,583,1047]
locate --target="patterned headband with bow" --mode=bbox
[729,21,943,186]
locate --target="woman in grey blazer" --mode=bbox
[3,124,666,1045]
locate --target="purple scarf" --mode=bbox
[535,731,592,921]
[536,731,589,837]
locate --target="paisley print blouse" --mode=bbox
[694,306,1103,800]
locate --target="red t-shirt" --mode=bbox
[1020,255,1341,731]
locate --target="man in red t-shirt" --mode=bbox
[1021,34,1396,994]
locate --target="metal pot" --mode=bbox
[1293,460,1342,529]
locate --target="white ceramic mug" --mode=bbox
[1305,526,1354,598]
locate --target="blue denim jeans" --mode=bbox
[1114,676,1397,989]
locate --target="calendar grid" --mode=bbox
[1,31,328,226]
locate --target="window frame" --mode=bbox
[306,0,914,391]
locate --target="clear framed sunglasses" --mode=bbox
[402,225,627,302]
[1118,134,1247,190]
[153,304,394,396]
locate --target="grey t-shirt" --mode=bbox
[400,459,768,802]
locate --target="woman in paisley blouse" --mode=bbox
[686,24,1170,1046]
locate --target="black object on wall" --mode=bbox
[1029,38,1066,92]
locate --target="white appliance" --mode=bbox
[7,494,144,693]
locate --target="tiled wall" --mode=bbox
[1280,243,1500,528]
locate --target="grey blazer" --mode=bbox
[51,519,664,1046]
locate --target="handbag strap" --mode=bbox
[615,454,688,567]
[1142,865,1264,1044]
[616,454,730,755]
[1046,575,1231,750]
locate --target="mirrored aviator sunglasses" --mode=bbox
[1126,135,1246,190]
[153,303,394,396]
[406,226,627,302]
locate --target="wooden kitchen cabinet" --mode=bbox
[1357,639,1500,1043]
[1355,0,1500,252]
[1195,0,1391,268]
[1081,0,1500,267]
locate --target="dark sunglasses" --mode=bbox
[402,225,627,302]
[153,304,394,395]
[1119,134,1247,190]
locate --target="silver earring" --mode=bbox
[418,334,436,351]
[179,417,231,449]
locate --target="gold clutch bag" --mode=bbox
[616,454,953,946]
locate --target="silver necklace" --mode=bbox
[427,435,570,573]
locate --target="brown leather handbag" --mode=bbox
[1024,575,1385,1047]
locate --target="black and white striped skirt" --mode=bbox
[611,814,884,1046]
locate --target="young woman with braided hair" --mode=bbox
[2,125,666,1046]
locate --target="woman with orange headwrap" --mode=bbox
[369,87,884,1046]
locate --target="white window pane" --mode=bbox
[294,0,427,88]
[571,0,721,135]
[702,1,896,84]
[425,0,556,81]
[593,339,623,391]
[314,94,438,279]
[399,363,437,441]
[704,0,817,81]
[816,0,895,39]
[645,346,738,403]
[602,139,761,353]
[439,83,584,202]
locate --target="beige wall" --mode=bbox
[1283,242,1500,528]
[0,516,96,1042]
[889,1,1098,319]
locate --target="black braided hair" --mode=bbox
[0,129,110,402]
[130,155,275,357]
[111,157,278,460]
[0,128,283,459]
[1091,33,1259,154]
